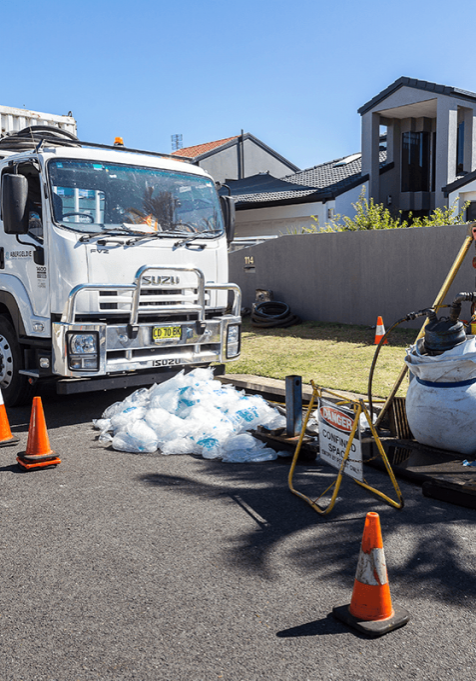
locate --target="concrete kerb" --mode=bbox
[218,373,367,405]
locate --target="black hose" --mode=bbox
[367,308,432,420]
[251,300,301,328]
[255,301,290,319]
[14,125,77,140]
[0,125,79,151]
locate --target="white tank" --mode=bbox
[0,104,76,138]
[405,337,476,455]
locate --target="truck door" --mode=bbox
[2,163,49,318]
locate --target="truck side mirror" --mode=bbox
[1,174,29,234]
[220,195,235,243]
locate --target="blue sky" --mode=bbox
[3,0,476,172]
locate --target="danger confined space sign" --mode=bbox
[318,397,363,482]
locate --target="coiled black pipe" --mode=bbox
[0,125,79,151]
[367,308,433,418]
[251,301,301,328]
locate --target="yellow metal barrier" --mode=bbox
[288,382,404,516]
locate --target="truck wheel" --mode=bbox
[0,317,35,407]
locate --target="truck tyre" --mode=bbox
[0,317,35,407]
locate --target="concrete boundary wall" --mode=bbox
[229,224,476,329]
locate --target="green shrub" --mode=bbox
[289,187,470,233]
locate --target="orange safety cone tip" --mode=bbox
[332,512,409,637]
[374,315,388,345]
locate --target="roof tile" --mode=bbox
[228,151,387,206]
[171,136,238,158]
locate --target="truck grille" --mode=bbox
[98,287,210,315]
[61,266,240,327]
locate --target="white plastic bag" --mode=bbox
[221,433,278,463]
[405,336,476,454]
[405,337,476,382]
[92,418,111,432]
[112,419,159,453]
[110,406,147,431]
[95,369,285,461]
[160,437,197,456]
[144,408,189,442]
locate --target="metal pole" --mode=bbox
[286,375,302,437]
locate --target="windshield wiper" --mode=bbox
[125,230,182,246]
[79,228,133,243]
[79,226,223,247]
[174,230,222,249]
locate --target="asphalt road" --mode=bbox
[0,387,475,680]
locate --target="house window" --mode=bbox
[466,201,476,222]
[456,121,465,175]
[401,131,430,192]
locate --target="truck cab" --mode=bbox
[0,126,241,405]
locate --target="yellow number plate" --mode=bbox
[152,326,182,343]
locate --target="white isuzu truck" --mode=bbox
[0,109,241,405]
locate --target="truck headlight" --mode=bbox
[226,324,241,359]
[67,332,99,371]
[70,334,96,354]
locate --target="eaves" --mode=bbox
[442,170,476,197]
[358,76,476,116]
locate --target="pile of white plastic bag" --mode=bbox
[93,367,288,462]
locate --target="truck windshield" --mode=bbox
[47,159,224,236]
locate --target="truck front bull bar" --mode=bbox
[61,265,242,324]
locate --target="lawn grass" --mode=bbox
[225,318,420,398]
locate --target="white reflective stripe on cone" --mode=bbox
[355,547,388,586]
[0,390,4,406]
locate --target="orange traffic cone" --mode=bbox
[0,389,19,446]
[332,512,410,637]
[17,397,61,470]
[374,316,388,345]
